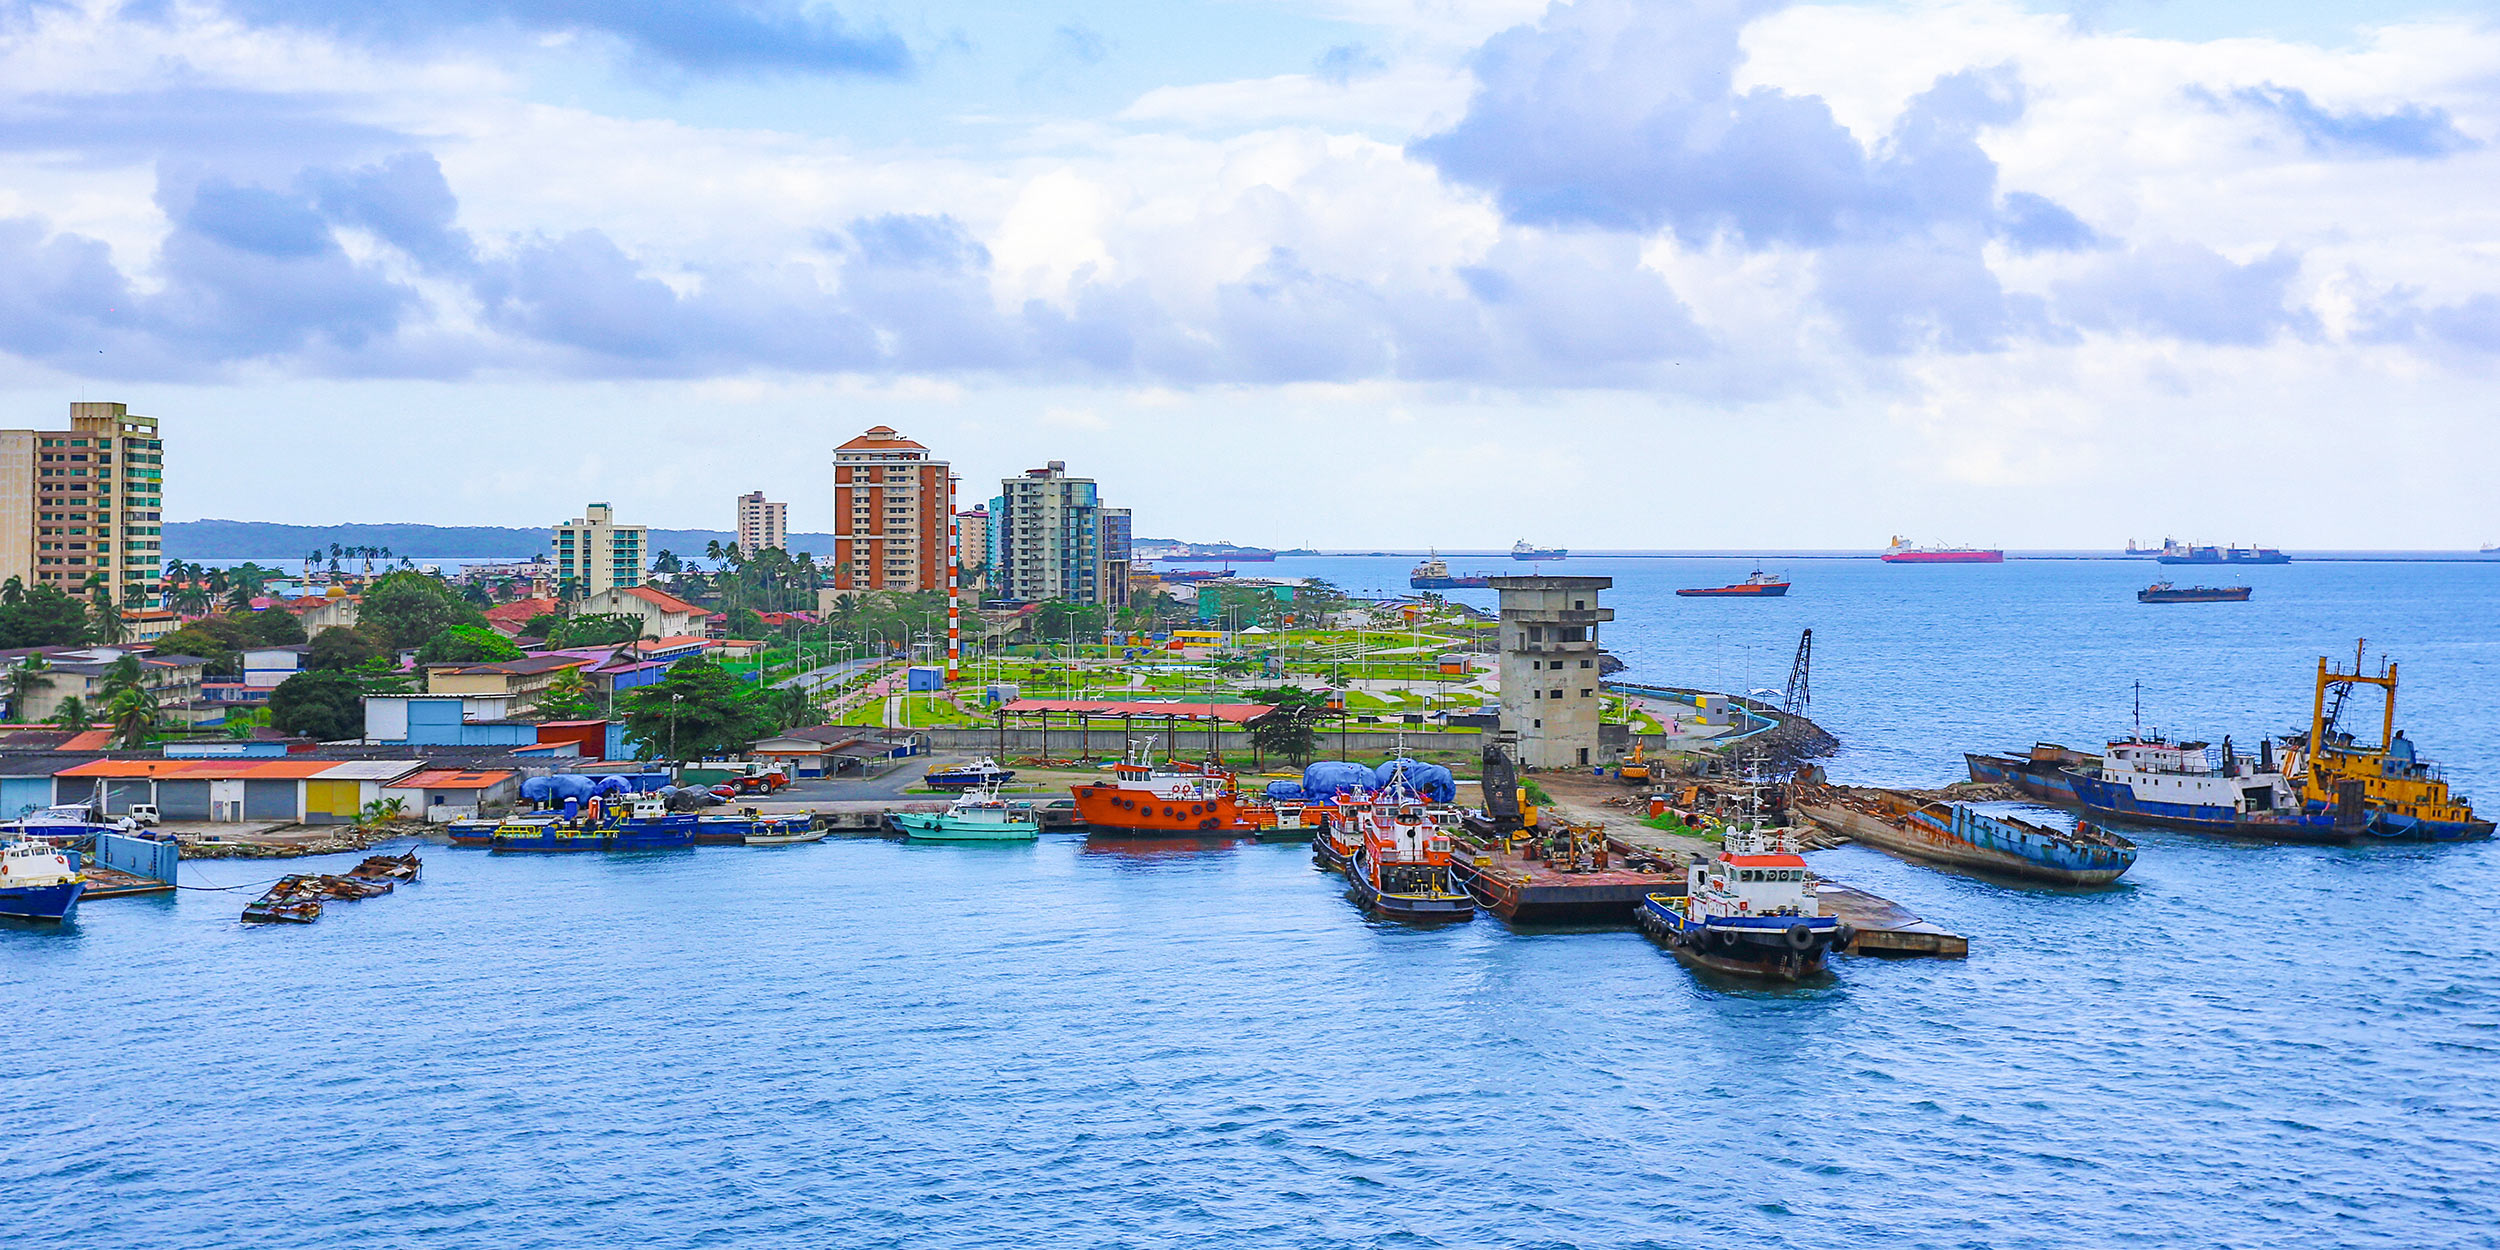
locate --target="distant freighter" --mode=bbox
[2156,539,2287,565]
[1881,536,2003,564]
[2138,583,2251,603]
[1410,554,1491,589]
[1677,570,1790,597]
[1511,540,1567,560]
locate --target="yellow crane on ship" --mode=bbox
[2291,639,2492,841]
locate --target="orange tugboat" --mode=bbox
[1070,750,1275,836]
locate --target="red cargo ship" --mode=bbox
[1881,536,2003,564]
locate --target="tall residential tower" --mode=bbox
[991,461,1131,607]
[734,490,787,556]
[0,402,165,610]
[554,503,646,600]
[832,426,952,593]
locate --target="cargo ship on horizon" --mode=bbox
[1881,536,2004,564]
[1410,553,1492,590]
[1677,569,1789,597]
[2157,539,2288,564]
[1511,540,1567,560]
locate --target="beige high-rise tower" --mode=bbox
[0,402,166,611]
[553,503,646,601]
[734,490,787,556]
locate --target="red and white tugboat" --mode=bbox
[1344,788,1475,921]
[1640,824,1850,980]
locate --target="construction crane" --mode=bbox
[1781,628,1813,716]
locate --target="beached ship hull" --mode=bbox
[1963,751,2086,803]
[1798,799,2134,885]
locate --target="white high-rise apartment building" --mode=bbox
[554,503,646,600]
[735,490,787,556]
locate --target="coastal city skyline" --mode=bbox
[2,2,2496,546]
[11,5,2499,1248]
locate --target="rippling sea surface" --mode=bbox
[12,555,2498,1249]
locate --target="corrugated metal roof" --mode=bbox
[313,761,428,782]
[394,769,516,789]
[58,758,346,780]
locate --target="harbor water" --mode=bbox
[12,555,2499,1248]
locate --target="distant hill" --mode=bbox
[166,520,839,561]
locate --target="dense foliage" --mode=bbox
[617,659,819,761]
[358,572,489,650]
[308,626,388,672]
[0,579,92,648]
[269,670,364,741]
[416,625,523,665]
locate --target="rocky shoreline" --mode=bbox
[178,820,439,859]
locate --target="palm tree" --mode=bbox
[86,578,126,644]
[6,653,51,721]
[106,683,158,749]
[52,695,89,730]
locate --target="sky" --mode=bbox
[1,0,2497,549]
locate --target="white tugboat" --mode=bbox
[1639,824,1851,980]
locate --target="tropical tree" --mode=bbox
[243,608,307,646]
[85,577,126,644]
[1247,686,1334,768]
[307,625,386,671]
[221,706,271,740]
[652,549,683,575]
[51,695,91,730]
[0,583,92,648]
[415,625,523,665]
[549,613,642,647]
[268,670,363,741]
[619,659,772,761]
[535,668,598,722]
[358,571,489,650]
[6,653,51,720]
[105,682,159,749]
[357,797,407,829]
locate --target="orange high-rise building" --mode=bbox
[831,426,954,593]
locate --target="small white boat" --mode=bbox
[894,787,1040,842]
[745,820,829,846]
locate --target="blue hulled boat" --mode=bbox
[1637,826,1849,981]
[1798,789,2135,885]
[490,797,697,853]
[924,758,1016,789]
[0,836,86,921]
[2068,738,2356,843]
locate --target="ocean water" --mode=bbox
[12,556,2498,1249]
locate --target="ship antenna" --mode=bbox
[2132,680,2141,737]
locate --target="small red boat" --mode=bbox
[1677,570,1790,597]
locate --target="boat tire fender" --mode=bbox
[1783,923,1815,952]
[1198,817,1218,832]
[1832,923,1857,953]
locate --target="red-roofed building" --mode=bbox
[484,596,562,636]
[579,584,708,639]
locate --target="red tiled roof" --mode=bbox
[62,730,115,751]
[836,425,926,451]
[998,699,1275,723]
[485,597,561,624]
[624,586,705,616]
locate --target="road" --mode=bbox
[771,657,884,693]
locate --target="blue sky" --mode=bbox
[2,0,2497,547]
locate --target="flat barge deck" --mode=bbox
[1451,837,1682,923]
